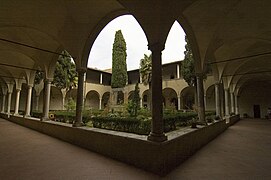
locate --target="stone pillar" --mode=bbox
[230,92,235,114]
[41,79,52,121]
[99,98,102,110]
[35,95,40,111]
[204,94,207,110]
[196,73,206,124]
[235,95,239,114]
[73,68,86,127]
[177,64,180,79]
[7,91,12,115]
[25,85,33,117]
[14,89,21,115]
[224,88,230,116]
[100,73,103,84]
[215,83,221,117]
[177,95,181,110]
[1,93,6,113]
[147,43,167,142]
[140,98,143,108]
[221,89,225,117]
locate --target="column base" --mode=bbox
[40,117,50,121]
[147,132,167,142]
[72,121,84,127]
[23,114,31,118]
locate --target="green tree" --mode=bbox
[139,54,152,86]
[34,70,44,85]
[181,35,196,86]
[127,83,141,117]
[52,50,78,91]
[111,30,128,88]
[139,54,152,110]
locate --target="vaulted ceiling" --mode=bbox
[0,0,270,93]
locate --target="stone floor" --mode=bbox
[0,118,271,179]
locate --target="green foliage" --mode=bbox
[139,54,152,86]
[111,30,128,88]
[138,107,151,117]
[52,50,78,90]
[92,117,151,135]
[34,70,44,85]
[126,83,141,117]
[181,36,196,86]
[64,98,76,111]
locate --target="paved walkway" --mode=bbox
[0,118,271,179]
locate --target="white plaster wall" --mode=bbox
[50,87,63,110]
[239,83,271,118]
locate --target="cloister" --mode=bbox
[1,0,271,177]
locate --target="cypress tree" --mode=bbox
[181,35,196,86]
[111,30,128,88]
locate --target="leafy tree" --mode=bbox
[139,54,152,110]
[111,30,128,88]
[52,50,78,91]
[139,54,152,86]
[64,97,76,111]
[181,35,210,86]
[127,83,141,117]
[181,36,196,86]
[34,70,44,85]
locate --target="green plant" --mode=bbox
[190,118,198,128]
[65,98,76,111]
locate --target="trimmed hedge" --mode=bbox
[92,112,198,135]
[92,117,151,135]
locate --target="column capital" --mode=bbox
[148,42,164,52]
[76,68,87,74]
[195,72,204,77]
[45,78,53,83]
[28,84,33,88]
[16,88,21,92]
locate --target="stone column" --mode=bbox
[99,98,102,110]
[230,92,235,114]
[147,43,167,142]
[177,95,181,110]
[221,89,225,117]
[25,85,33,117]
[196,73,206,124]
[140,98,143,108]
[1,93,6,113]
[7,91,12,115]
[35,95,40,111]
[204,94,207,110]
[224,88,230,116]
[177,64,180,79]
[41,79,52,121]
[14,89,21,115]
[100,73,103,84]
[235,95,239,114]
[73,68,86,127]
[215,83,221,117]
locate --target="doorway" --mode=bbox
[253,105,261,118]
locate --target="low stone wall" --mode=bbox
[1,114,235,176]
[227,114,240,126]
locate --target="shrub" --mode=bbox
[65,98,76,111]
[31,111,43,118]
[92,117,151,135]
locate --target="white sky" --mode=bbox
[88,15,186,71]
